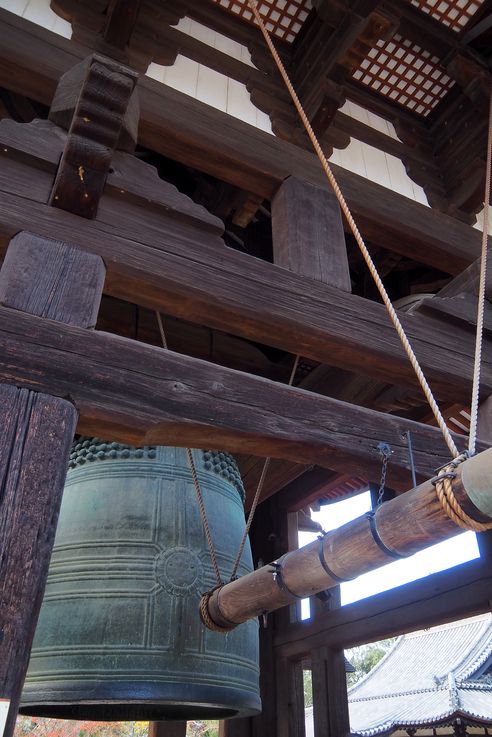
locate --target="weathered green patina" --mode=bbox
[20,440,260,721]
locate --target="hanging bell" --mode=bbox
[20,440,260,721]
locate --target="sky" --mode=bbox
[298,490,480,613]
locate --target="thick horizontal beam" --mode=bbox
[0,306,476,491]
[274,556,492,657]
[202,449,492,630]
[0,153,490,404]
[0,8,483,274]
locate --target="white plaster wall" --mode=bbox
[329,139,429,206]
[0,2,434,208]
[334,101,429,206]
[340,99,399,140]
[147,17,273,133]
[474,205,492,236]
[0,0,71,37]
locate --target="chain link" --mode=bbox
[376,442,392,509]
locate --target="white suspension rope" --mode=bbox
[246,0,459,459]
[468,79,492,456]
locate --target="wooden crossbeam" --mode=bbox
[0,306,479,492]
[0,8,483,274]
[274,555,492,657]
[0,152,490,403]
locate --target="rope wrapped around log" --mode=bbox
[200,447,492,632]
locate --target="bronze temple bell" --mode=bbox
[20,439,260,721]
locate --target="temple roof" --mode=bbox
[348,614,492,735]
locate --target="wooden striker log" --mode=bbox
[203,448,492,630]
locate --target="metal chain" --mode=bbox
[155,312,223,587]
[468,78,492,456]
[376,442,391,509]
[246,0,459,460]
[229,354,300,581]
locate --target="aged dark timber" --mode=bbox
[1,1,492,736]
[0,9,484,273]
[0,306,479,492]
[201,449,492,630]
[0,233,105,737]
[0,169,489,403]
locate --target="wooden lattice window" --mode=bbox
[352,34,455,117]
[211,0,312,43]
[409,0,484,32]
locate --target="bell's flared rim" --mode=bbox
[19,680,262,721]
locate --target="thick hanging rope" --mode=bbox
[434,454,492,532]
[155,311,301,584]
[468,78,492,457]
[246,0,459,460]
[186,446,223,585]
[229,355,299,580]
[155,312,223,586]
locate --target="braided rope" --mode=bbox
[155,311,223,587]
[468,79,492,456]
[186,447,223,586]
[199,588,236,633]
[156,311,168,350]
[246,0,459,460]
[434,453,492,532]
[229,354,300,581]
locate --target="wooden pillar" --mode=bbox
[271,175,351,291]
[311,646,350,737]
[275,658,306,737]
[0,231,105,737]
[148,722,187,737]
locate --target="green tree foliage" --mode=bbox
[303,669,313,708]
[301,637,397,707]
[345,638,397,688]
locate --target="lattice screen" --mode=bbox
[353,33,455,117]
[409,0,484,32]
[211,0,312,43]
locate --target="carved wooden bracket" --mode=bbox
[51,0,186,71]
[49,53,139,219]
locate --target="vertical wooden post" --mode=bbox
[148,722,187,737]
[311,646,350,737]
[271,175,351,291]
[0,231,105,737]
[275,657,306,737]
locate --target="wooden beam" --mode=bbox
[0,306,479,491]
[148,722,186,737]
[201,449,492,630]
[274,555,492,658]
[271,176,351,291]
[0,231,104,327]
[0,8,484,274]
[311,647,350,737]
[49,53,139,218]
[0,386,77,737]
[0,232,105,737]
[438,250,492,301]
[0,149,490,403]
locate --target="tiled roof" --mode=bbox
[347,614,492,735]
